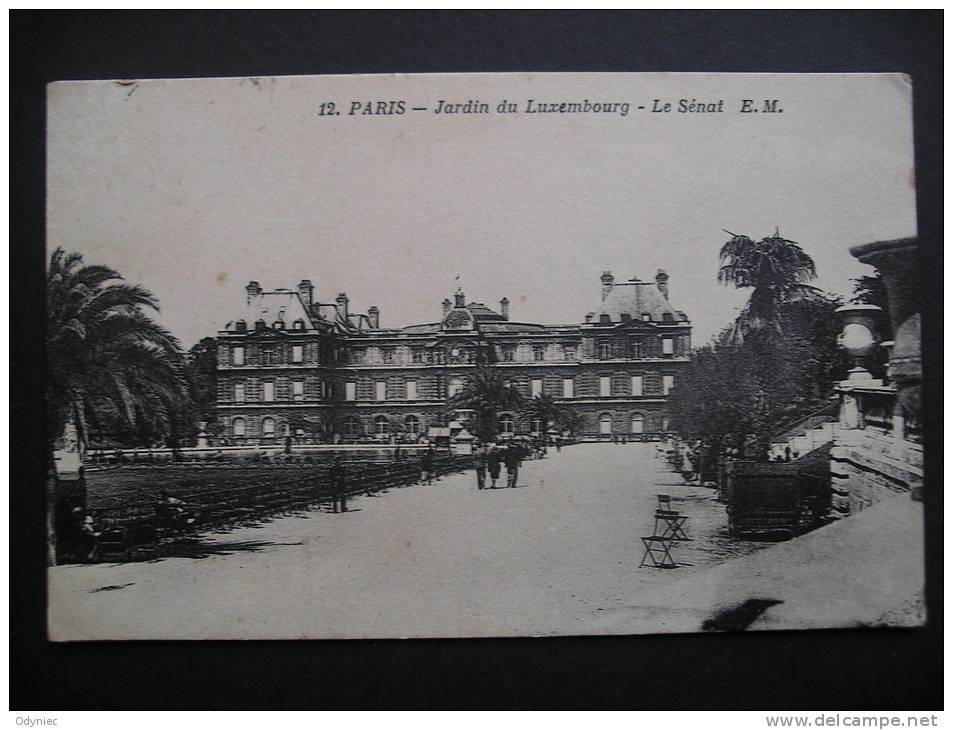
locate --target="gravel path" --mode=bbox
[50,443,920,640]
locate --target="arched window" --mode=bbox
[261,417,276,437]
[234,319,247,332]
[499,413,515,435]
[630,413,644,434]
[278,422,290,437]
[232,417,246,437]
[292,318,305,330]
[530,418,542,435]
[374,415,390,436]
[599,413,613,435]
[344,416,362,437]
[404,415,420,435]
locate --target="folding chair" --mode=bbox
[654,509,691,541]
[640,536,677,568]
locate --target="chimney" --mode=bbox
[367,306,380,329]
[336,292,349,319]
[442,298,452,317]
[454,288,466,308]
[655,269,670,299]
[500,297,510,321]
[298,279,314,307]
[246,280,262,305]
[601,271,615,301]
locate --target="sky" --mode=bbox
[47,73,916,347]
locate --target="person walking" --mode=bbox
[504,445,520,488]
[487,445,502,488]
[421,445,435,485]
[474,445,488,490]
[329,455,347,513]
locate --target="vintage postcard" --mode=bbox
[46,72,923,640]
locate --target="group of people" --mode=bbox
[472,443,528,490]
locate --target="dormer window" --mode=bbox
[642,313,651,322]
[255,319,267,331]
[273,320,285,330]
[234,319,247,332]
[620,313,631,322]
[599,314,612,325]
[292,319,305,330]
[662,312,674,323]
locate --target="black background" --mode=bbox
[10,10,943,710]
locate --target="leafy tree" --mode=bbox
[448,367,525,441]
[46,248,191,562]
[719,229,820,337]
[185,337,219,425]
[669,295,848,459]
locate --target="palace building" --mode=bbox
[215,270,691,443]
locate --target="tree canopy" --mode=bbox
[448,367,525,441]
[719,229,820,338]
[47,248,192,451]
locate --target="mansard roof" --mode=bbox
[465,302,505,320]
[593,281,689,324]
[225,290,316,331]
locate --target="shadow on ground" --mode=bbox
[701,598,783,632]
[94,537,305,564]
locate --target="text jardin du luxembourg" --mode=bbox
[319,98,784,117]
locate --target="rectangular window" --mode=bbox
[233,346,244,366]
[411,348,423,364]
[382,347,394,363]
[292,380,304,401]
[376,381,387,401]
[407,381,418,400]
[600,376,611,397]
[292,345,303,363]
[562,378,574,398]
[234,383,245,402]
[345,382,356,401]
[599,343,611,360]
[663,375,675,395]
[531,379,543,397]
[261,347,275,365]
[263,381,275,402]
[631,376,643,396]
[501,346,514,362]
[564,347,576,361]
[533,346,545,362]
[631,338,643,359]
[662,338,674,356]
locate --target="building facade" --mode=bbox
[215,270,691,443]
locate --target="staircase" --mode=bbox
[769,401,840,461]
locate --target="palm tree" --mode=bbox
[521,394,568,435]
[448,367,525,441]
[46,248,191,563]
[718,229,819,338]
